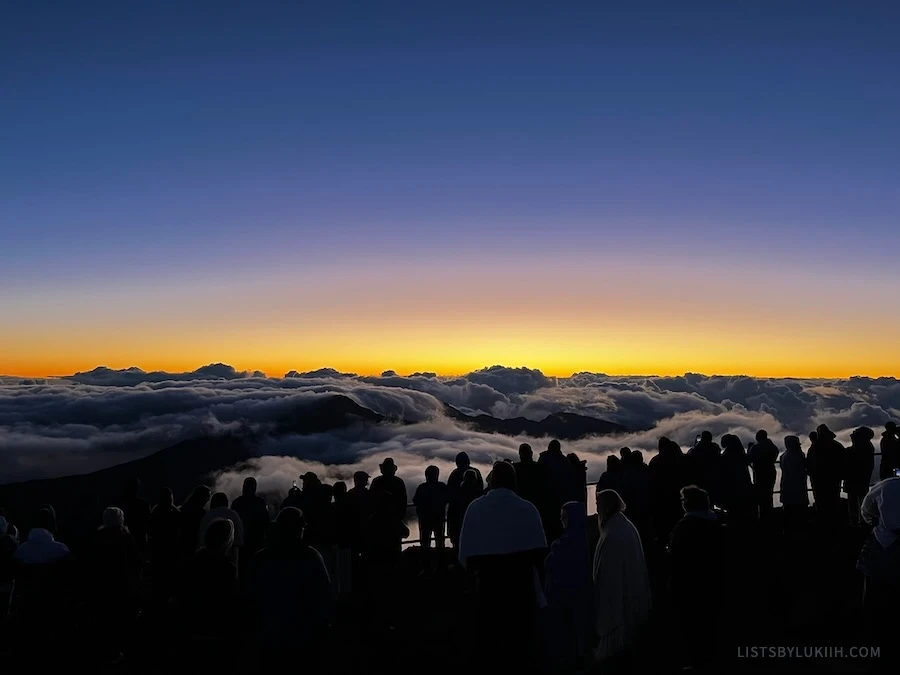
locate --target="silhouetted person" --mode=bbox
[649,437,687,542]
[514,443,548,511]
[231,477,269,563]
[447,451,484,500]
[592,489,652,666]
[181,518,238,643]
[596,454,625,495]
[179,485,210,557]
[880,421,900,481]
[413,465,449,572]
[250,507,331,671]
[567,452,588,504]
[198,492,244,568]
[370,458,408,524]
[748,430,779,518]
[779,436,809,532]
[89,507,140,660]
[620,450,653,540]
[459,461,547,671]
[448,468,482,550]
[331,481,353,595]
[845,426,876,525]
[346,471,371,582]
[719,434,755,525]
[544,501,593,672]
[14,506,69,565]
[857,477,900,667]
[807,424,845,523]
[687,431,722,502]
[149,487,180,601]
[668,486,725,668]
[295,473,333,555]
[0,517,16,625]
[539,439,578,542]
[118,477,151,549]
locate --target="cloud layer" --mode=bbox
[1,365,898,495]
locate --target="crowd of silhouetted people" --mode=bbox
[1,421,899,673]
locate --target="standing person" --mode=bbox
[592,490,652,668]
[779,436,809,533]
[567,453,588,504]
[118,477,151,551]
[370,458,408,525]
[845,427,876,525]
[149,488,181,603]
[179,486,211,558]
[447,451,484,498]
[197,492,244,568]
[331,481,353,597]
[686,431,722,504]
[230,477,270,563]
[880,422,900,481]
[514,443,548,512]
[719,434,755,526]
[346,471,371,583]
[250,508,332,671]
[649,438,687,544]
[748,430,779,519]
[181,519,238,649]
[413,465,449,572]
[448,469,483,551]
[807,424,845,524]
[458,461,547,672]
[544,501,593,672]
[857,477,900,668]
[667,486,725,669]
[539,439,577,542]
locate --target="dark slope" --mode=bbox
[442,404,626,439]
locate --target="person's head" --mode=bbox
[561,501,587,532]
[626,449,643,466]
[455,452,471,469]
[851,426,875,443]
[809,430,819,443]
[353,471,369,489]
[188,486,211,508]
[784,435,801,452]
[886,421,897,434]
[333,481,347,498]
[658,437,671,453]
[102,506,125,530]
[700,430,713,444]
[210,492,229,510]
[242,477,257,497]
[275,506,304,544]
[379,458,397,477]
[596,489,625,527]
[488,461,516,491]
[518,443,533,462]
[462,468,479,488]
[607,455,621,471]
[301,472,320,488]
[755,430,768,443]
[548,439,561,455]
[680,485,710,513]
[425,465,440,482]
[36,506,57,534]
[816,424,835,441]
[158,487,174,509]
[204,518,235,556]
[124,477,141,499]
[619,447,632,461]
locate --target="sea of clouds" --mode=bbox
[1,364,898,500]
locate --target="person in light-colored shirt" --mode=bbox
[861,477,900,549]
[197,492,244,566]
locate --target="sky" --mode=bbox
[2,1,899,378]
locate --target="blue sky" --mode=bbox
[2,2,899,377]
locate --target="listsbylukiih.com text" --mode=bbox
[738,646,880,659]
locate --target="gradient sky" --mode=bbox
[2,1,899,378]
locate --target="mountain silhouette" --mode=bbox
[442,403,626,438]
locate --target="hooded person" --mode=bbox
[544,501,594,671]
[592,489,652,666]
[748,430,779,516]
[718,434,755,524]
